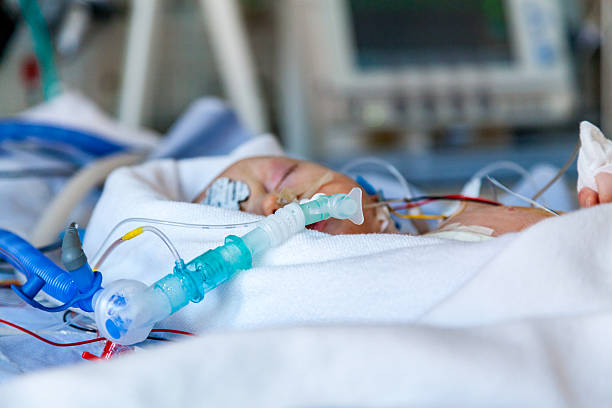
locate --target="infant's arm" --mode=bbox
[577,122,612,208]
[578,173,612,207]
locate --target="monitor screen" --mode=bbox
[348,0,513,69]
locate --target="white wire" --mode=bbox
[340,157,414,199]
[464,161,541,199]
[91,217,258,263]
[486,176,559,216]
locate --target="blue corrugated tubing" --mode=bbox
[0,120,127,157]
[0,229,76,303]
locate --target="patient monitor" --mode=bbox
[279,0,576,157]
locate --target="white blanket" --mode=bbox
[4,136,612,406]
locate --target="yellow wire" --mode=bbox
[388,207,447,220]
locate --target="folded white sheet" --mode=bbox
[5,134,612,406]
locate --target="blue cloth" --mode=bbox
[151,98,254,159]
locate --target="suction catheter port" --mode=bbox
[93,188,365,345]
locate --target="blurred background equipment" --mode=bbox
[0,0,604,185]
[278,0,583,182]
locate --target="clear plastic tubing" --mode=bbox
[93,226,182,271]
[93,188,364,345]
[91,217,260,264]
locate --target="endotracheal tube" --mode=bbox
[93,188,364,345]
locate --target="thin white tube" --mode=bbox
[486,176,559,216]
[340,157,414,199]
[91,217,259,264]
[464,161,539,197]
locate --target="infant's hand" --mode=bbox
[578,172,612,207]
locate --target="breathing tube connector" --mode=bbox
[3,224,101,313]
[93,188,364,345]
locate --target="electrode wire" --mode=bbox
[0,318,195,347]
[61,311,192,341]
[366,195,503,210]
[387,208,448,220]
[531,140,581,201]
[487,176,560,216]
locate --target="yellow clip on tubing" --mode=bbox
[122,227,144,241]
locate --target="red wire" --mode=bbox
[391,195,501,211]
[441,195,502,206]
[0,318,106,347]
[151,328,195,336]
[393,198,437,210]
[0,319,195,347]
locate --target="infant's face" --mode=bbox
[194,156,386,235]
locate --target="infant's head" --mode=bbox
[194,156,393,235]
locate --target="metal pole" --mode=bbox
[118,0,161,127]
[602,0,612,134]
[199,0,268,134]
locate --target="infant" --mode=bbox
[194,122,612,239]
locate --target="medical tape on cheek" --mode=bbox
[301,172,334,199]
[276,188,298,206]
[275,171,335,206]
[201,177,250,210]
[376,205,392,233]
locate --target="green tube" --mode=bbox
[19,0,61,100]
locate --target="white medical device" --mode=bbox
[279,0,576,158]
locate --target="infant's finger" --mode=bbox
[595,172,612,203]
[578,187,599,208]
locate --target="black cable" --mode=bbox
[36,240,62,252]
[62,311,169,342]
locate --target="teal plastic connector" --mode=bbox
[155,235,252,314]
